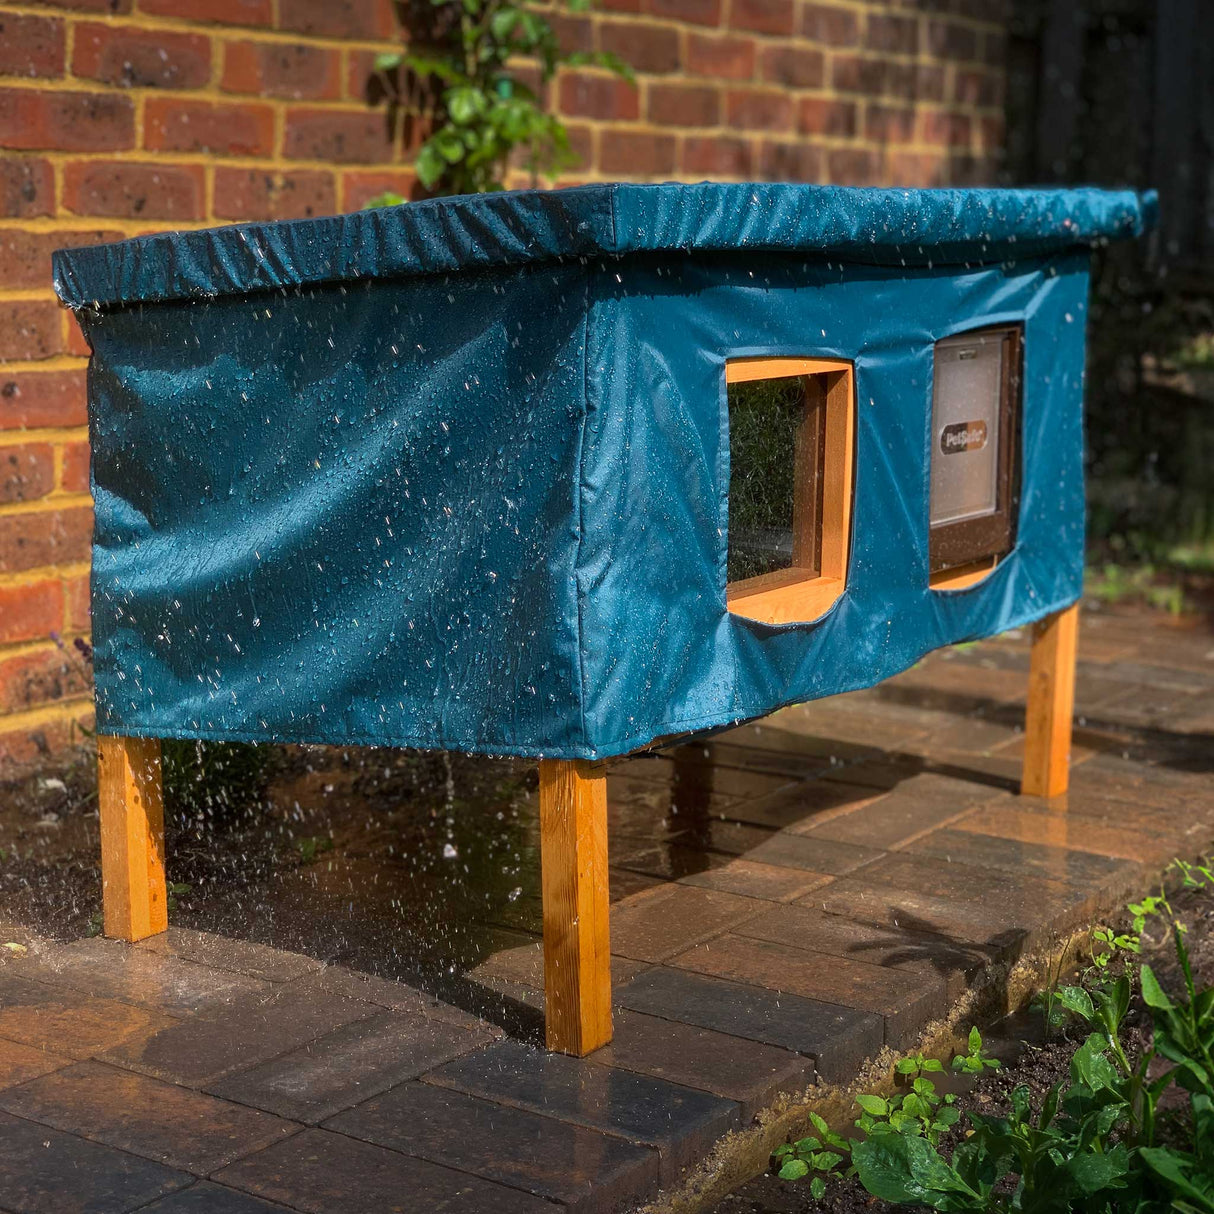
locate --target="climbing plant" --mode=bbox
[367,0,630,199]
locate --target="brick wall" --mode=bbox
[0,0,1008,771]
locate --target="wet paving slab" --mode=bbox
[0,604,1211,1212]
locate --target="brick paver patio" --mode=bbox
[0,605,1212,1213]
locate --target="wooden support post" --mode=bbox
[538,758,612,1056]
[98,735,168,942]
[1021,603,1080,799]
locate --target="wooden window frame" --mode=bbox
[725,357,855,626]
[928,325,1023,579]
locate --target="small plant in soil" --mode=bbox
[771,859,1214,1212]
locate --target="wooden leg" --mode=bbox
[98,735,168,942]
[538,758,612,1056]
[1021,603,1080,799]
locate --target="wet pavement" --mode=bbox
[0,603,1212,1213]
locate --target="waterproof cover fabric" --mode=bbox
[54,183,1155,759]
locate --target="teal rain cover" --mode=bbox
[53,183,1155,759]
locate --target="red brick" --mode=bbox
[982,30,1006,67]
[599,130,675,176]
[16,0,131,11]
[0,646,90,714]
[685,33,754,80]
[921,109,971,147]
[759,46,824,88]
[645,0,721,27]
[0,228,120,290]
[0,88,134,152]
[0,506,93,574]
[283,110,395,164]
[800,3,859,45]
[0,444,54,503]
[927,19,979,61]
[278,0,392,39]
[865,12,919,54]
[978,114,1004,153]
[0,580,64,645]
[954,68,1002,108]
[865,103,915,143]
[341,169,417,211]
[0,717,81,769]
[0,14,65,79]
[64,314,90,358]
[601,0,641,13]
[758,140,822,182]
[140,0,272,24]
[61,440,90,494]
[830,53,885,95]
[214,167,338,220]
[888,150,947,188]
[0,158,53,217]
[828,146,883,185]
[682,135,752,177]
[558,73,639,121]
[728,0,792,35]
[64,573,89,631]
[72,22,210,89]
[144,99,275,157]
[600,22,681,74]
[798,96,856,136]
[0,302,61,362]
[725,88,792,131]
[648,83,719,127]
[549,12,593,53]
[894,62,945,103]
[0,370,87,429]
[63,160,205,220]
[223,40,342,100]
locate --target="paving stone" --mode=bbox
[811,875,1037,952]
[27,937,272,1017]
[838,852,1091,930]
[807,773,1004,849]
[137,1183,298,1212]
[215,1127,555,1213]
[743,832,886,874]
[671,933,946,1049]
[424,1039,739,1182]
[208,1010,493,1123]
[0,1060,297,1174]
[770,701,936,748]
[951,798,1184,864]
[100,985,377,1087]
[589,1010,813,1119]
[721,777,886,831]
[677,858,833,902]
[675,739,836,779]
[327,1080,659,1212]
[615,966,879,1084]
[0,972,176,1059]
[0,1039,67,1092]
[0,1109,190,1214]
[1071,756,1214,817]
[733,904,987,1001]
[607,885,763,963]
[137,928,322,984]
[903,827,1142,895]
[468,940,648,994]
[287,965,490,1031]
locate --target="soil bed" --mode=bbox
[709,880,1214,1214]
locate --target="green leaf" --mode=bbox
[852,1133,979,1209]
[895,1058,918,1074]
[1140,964,1175,1010]
[777,1158,809,1181]
[856,1094,889,1117]
[1057,985,1095,1022]
[809,1176,826,1201]
[414,143,447,188]
[373,52,403,73]
[362,191,406,209]
[968,1026,981,1054]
